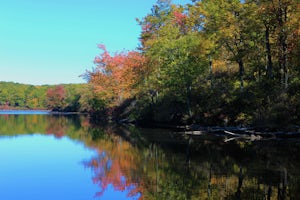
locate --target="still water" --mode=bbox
[0,112,299,199]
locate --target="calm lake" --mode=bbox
[0,111,299,199]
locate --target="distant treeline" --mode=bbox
[0,82,101,112]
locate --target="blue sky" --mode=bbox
[0,0,189,85]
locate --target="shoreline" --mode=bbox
[0,109,88,115]
[1,108,299,134]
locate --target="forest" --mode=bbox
[2,0,299,130]
[81,0,300,130]
[0,82,98,112]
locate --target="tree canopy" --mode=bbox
[82,0,300,128]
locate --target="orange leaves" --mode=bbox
[86,44,146,107]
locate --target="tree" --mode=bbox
[46,85,67,111]
[200,0,261,90]
[139,2,209,115]
[81,0,299,126]
[250,0,299,87]
[83,45,145,108]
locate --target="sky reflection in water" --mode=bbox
[0,134,139,200]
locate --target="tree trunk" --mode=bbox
[277,0,288,89]
[186,84,192,116]
[238,60,244,91]
[209,57,213,88]
[265,24,273,79]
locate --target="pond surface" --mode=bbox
[0,112,299,199]
[0,110,50,114]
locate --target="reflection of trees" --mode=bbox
[183,138,300,200]
[84,126,300,200]
[81,127,156,198]
[0,114,48,134]
[46,116,67,138]
[0,114,89,139]
[84,127,143,199]
[1,114,299,199]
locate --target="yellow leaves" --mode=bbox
[212,59,227,73]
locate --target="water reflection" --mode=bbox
[0,113,299,199]
[0,134,99,200]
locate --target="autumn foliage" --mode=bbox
[84,0,300,127]
[46,85,66,111]
[84,129,144,199]
[84,45,146,107]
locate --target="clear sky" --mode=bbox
[0,0,189,85]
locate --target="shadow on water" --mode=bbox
[0,113,299,199]
[85,121,300,200]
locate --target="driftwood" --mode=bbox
[223,130,262,142]
[180,125,300,141]
[128,122,300,141]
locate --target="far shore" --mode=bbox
[0,108,87,115]
[0,106,49,111]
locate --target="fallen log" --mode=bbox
[171,125,300,140]
[224,130,241,137]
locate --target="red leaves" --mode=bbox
[94,56,102,64]
[172,10,188,33]
[86,44,146,107]
[46,85,66,110]
[173,11,187,26]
